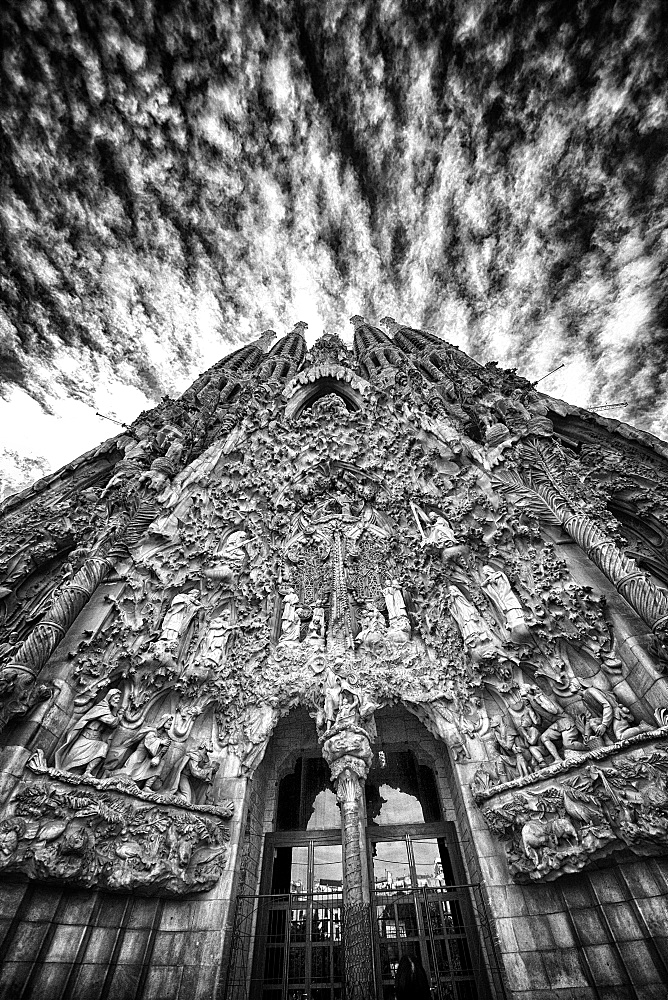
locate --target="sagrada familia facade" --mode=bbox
[1,316,668,1000]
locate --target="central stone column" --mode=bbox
[321,722,374,999]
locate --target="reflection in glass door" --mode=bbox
[255,835,344,1000]
[369,826,480,1000]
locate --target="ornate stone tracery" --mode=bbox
[2,317,668,995]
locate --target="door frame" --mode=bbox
[367,820,488,999]
[251,829,345,999]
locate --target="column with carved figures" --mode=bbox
[320,700,374,1000]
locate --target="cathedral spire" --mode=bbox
[349,315,405,380]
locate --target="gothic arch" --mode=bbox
[284,376,365,419]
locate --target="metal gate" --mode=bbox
[223,882,503,1000]
[372,883,494,1000]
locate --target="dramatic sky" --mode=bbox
[1,0,668,497]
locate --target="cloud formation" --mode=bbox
[1,0,668,495]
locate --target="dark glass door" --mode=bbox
[254,833,344,1000]
[368,824,481,1000]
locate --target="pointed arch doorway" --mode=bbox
[225,708,494,1000]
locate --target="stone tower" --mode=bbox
[1,317,668,1000]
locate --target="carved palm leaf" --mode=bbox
[493,470,562,527]
[520,440,583,498]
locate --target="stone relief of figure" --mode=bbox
[239,702,280,772]
[446,586,494,653]
[355,602,387,649]
[411,503,467,562]
[155,423,184,465]
[323,667,342,730]
[423,513,458,548]
[304,601,326,649]
[196,610,236,669]
[344,503,390,543]
[152,589,201,664]
[203,528,250,590]
[513,697,547,769]
[520,684,586,763]
[279,588,301,644]
[461,696,490,740]
[480,565,529,638]
[336,685,361,728]
[382,579,411,638]
[579,686,653,745]
[407,701,469,760]
[154,741,219,804]
[55,689,123,777]
[115,714,174,787]
[489,715,532,778]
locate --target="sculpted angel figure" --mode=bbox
[197,610,236,668]
[382,579,411,637]
[480,565,528,637]
[55,689,123,777]
[240,702,280,772]
[279,589,302,644]
[153,590,200,662]
[423,513,457,547]
[410,502,465,562]
[446,586,493,650]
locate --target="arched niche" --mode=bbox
[284,377,365,419]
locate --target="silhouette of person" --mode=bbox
[395,953,431,1000]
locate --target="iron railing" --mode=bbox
[222,883,506,1000]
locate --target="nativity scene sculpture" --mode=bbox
[1,313,668,918]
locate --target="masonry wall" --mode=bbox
[456,749,668,1000]
[0,770,246,1000]
[441,529,668,1000]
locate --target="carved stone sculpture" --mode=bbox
[477,735,668,881]
[114,714,174,787]
[196,611,235,670]
[153,590,201,663]
[446,586,494,655]
[355,602,387,649]
[55,689,123,776]
[3,315,668,1000]
[481,564,529,638]
[382,578,411,639]
[278,588,301,644]
[304,601,326,649]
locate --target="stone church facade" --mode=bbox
[1,317,668,999]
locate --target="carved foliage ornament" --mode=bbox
[0,759,233,896]
[477,734,668,881]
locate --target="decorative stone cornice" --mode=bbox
[282,365,372,399]
[473,725,668,804]
[26,751,234,818]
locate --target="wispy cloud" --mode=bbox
[1,0,668,495]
